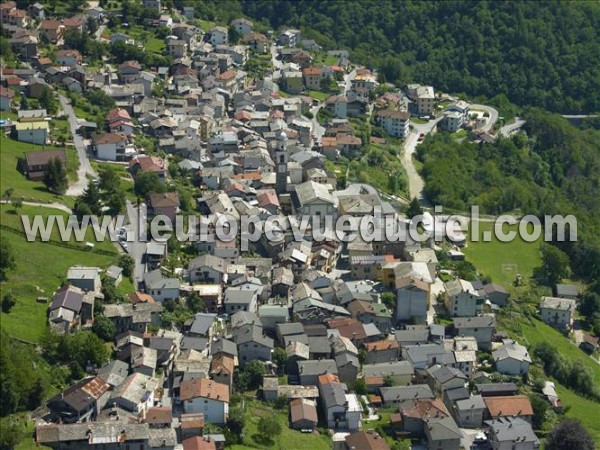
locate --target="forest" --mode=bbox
[415,111,600,281]
[177,0,600,113]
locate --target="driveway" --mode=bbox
[59,94,97,196]
[309,103,325,145]
[499,117,526,137]
[470,103,499,133]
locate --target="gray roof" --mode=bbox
[485,417,539,444]
[36,423,150,444]
[97,360,129,387]
[235,324,274,348]
[181,336,209,352]
[335,352,360,368]
[50,286,84,313]
[308,335,331,355]
[444,387,470,403]
[455,394,486,411]
[453,316,496,329]
[380,385,434,403]
[211,338,237,357]
[540,296,576,311]
[492,341,531,364]
[425,416,462,441]
[298,359,338,377]
[277,322,304,337]
[143,269,180,290]
[427,364,467,383]
[224,287,256,305]
[230,310,258,328]
[475,383,518,396]
[363,361,414,378]
[555,284,578,297]
[188,313,217,336]
[395,328,429,344]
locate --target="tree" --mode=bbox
[272,347,287,374]
[101,279,120,304]
[381,291,396,310]
[92,315,116,341]
[354,378,367,395]
[406,197,423,220]
[2,187,13,203]
[236,360,265,391]
[43,157,68,194]
[86,16,98,35]
[79,182,102,215]
[134,171,164,197]
[188,294,205,314]
[225,406,245,445]
[0,238,16,281]
[0,419,22,450]
[541,245,571,285]
[118,254,135,278]
[98,166,120,193]
[257,416,281,442]
[20,94,29,109]
[1,292,17,313]
[106,192,125,215]
[228,25,240,44]
[546,419,595,450]
[39,87,58,115]
[12,198,22,213]
[529,393,548,430]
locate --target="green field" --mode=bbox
[464,220,542,290]
[146,37,165,53]
[0,205,120,342]
[308,90,330,101]
[0,134,76,207]
[229,400,331,450]
[554,385,600,443]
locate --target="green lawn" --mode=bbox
[308,90,330,101]
[0,134,76,207]
[312,52,339,66]
[464,221,542,290]
[410,117,429,124]
[146,37,165,53]
[554,385,600,443]
[0,205,120,342]
[229,400,331,450]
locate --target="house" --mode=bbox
[395,277,430,323]
[363,339,399,364]
[475,383,519,398]
[210,354,235,391]
[453,316,495,350]
[289,398,318,431]
[318,372,361,431]
[453,395,486,428]
[188,255,228,284]
[485,417,540,450]
[103,302,163,334]
[445,279,481,317]
[12,120,48,145]
[335,352,360,385]
[35,422,176,449]
[427,364,468,394]
[38,19,64,43]
[347,300,391,334]
[294,180,337,217]
[210,26,228,46]
[416,85,435,116]
[48,285,94,334]
[540,296,576,331]
[231,18,253,35]
[344,431,390,450]
[148,192,180,223]
[374,109,410,138]
[379,385,435,405]
[142,0,162,10]
[55,49,82,67]
[483,395,534,423]
[47,376,109,424]
[111,372,158,416]
[180,413,206,440]
[481,283,509,306]
[235,324,273,365]
[224,287,259,315]
[183,436,217,450]
[67,266,101,292]
[93,132,130,161]
[492,341,531,375]
[258,304,288,330]
[441,111,462,132]
[298,359,338,386]
[185,313,217,338]
[166,37,187,58]
[363,361,414,387]
[423,416,462,450]
[554,283,579,300]
[23,149,67,180]
[97,360,128,388]
[0,86,14,111]
[282,69,303,94]
[302,66,322,90]
[129,155,166,181]
[145,406,172,428]
[242,32,268,53]
[179,378,229,424]
[143,269,180,302]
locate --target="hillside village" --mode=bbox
[0,1,598,450]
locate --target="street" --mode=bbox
[59,94,97,196]
[125,200,148,288]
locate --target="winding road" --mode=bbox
[59,94,97,196]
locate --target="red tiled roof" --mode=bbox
[484,395,534,418]
[145,406,172,424]
[364,339,399,352]
[179,378,229,403]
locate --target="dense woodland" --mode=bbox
[179,0,600,113]
[415,111,600,281]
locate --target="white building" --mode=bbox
[375,109,410,138]
[540,296,576,331]
[179,378,229,424]
[416,85,435,116]
[493,340,531,375]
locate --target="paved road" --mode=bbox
[94,24,107,42]
[499,117,526,137]
[59,94,97,196]
[126,200,147,288]
[309,103,325,145]
[470,103,499,133]
[0,199,72,214]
